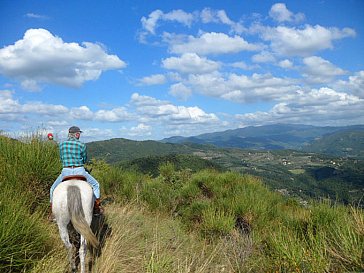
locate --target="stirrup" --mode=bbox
[93,207,104,216]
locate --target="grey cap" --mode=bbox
[69,126,83,133]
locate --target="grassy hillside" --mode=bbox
[1,134,364,272]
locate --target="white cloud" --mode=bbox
[187,72,228,97]
[162,53,220,74]
[70,106,94,120]
[235,87,364,126]
[25,13,49,19]
[302,56,346,83]
[257,24,356,56]
[131,93,167,107]
[163,9,195,26]
[278,59,294,69]
[22,102,68,115]
[138,74,166,85]
[0,90,20,114]
[252,51,276,63]
[0,89,68,122]
[229,61,258,70]
[141,9,195,35]
[94,107,131,122]
[335,70,364,98]
[269,3,305,23]
[188,72,298,103]
[169,83,192,101]
[128,123,152,136]
[0,28,126,89]
[200,8,245,33]
[130,92,219,124]
[0,90,134,125]
[169,32,263,55]
[141,10,164,35]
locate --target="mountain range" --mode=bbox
[161,124,364,158]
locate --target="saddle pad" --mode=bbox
[62,175,87,182]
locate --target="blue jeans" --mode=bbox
[50,167,100,202]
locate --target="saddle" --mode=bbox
[61,175,87,182]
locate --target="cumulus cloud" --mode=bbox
[0,90,134,125]
[0,28,126,90]
[94,107,131,122]
[235,87,364,126]
[188,72,298,103]
[70,106,94,120]
[169,83,192,101]
[302,56,346,83]
[138,74,166,85]
[0,89,68,122]
[269,3,305,23]
[141,9,195,35]
[229,61,258,70]
[129,123,152,136]
[162,53,220,74]
[200,8,245,33]
[335,70,364,98]
[257,24,356,56]
[169,32,263,55]
[278,59,294,69]
[130,93,218,124]
[252,51,276,63]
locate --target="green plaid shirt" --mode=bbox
[59,137,87,167]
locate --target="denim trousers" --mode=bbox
[50,167,100,202]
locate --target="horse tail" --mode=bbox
[67,185,99,248]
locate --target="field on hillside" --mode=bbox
[1,135,363,272]
[191,148,364,205]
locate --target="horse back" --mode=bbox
[53,180,94,218]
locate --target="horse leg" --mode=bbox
[58,225,76,272]
[79,235,87,273]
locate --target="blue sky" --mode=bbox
[0,0,363,142]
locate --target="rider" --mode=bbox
[50,126,103,215]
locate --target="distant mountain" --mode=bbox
[161,124,364,156]
[303,129,364,158]
[87,137,215,163]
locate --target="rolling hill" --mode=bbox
[87,137,217,163]
[302,129,364,158]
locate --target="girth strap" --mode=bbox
[62,175,87,182]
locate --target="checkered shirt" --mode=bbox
[59,137,87,167]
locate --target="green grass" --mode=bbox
[0,134,60,272]
[1,133,363,272]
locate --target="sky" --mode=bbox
[0,0,363,142]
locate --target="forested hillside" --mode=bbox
[87,138,205,163]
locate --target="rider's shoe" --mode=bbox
[93,198,104,216]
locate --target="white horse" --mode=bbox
[53,176,99,273]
